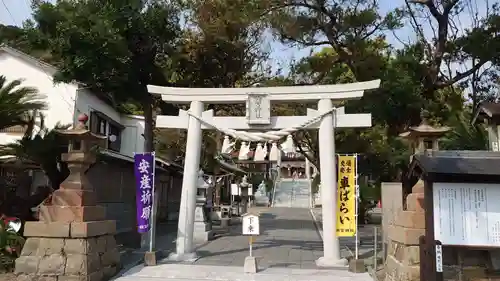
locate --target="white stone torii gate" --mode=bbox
[149,80,380,267]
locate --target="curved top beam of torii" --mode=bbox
[148,79,381,104]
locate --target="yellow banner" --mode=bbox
[336,155,356,237]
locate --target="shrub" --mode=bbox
[0,220,25,272]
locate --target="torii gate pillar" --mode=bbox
[316,98,341,267]
[173,101,203,260]
[149,80,381,266]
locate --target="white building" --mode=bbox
[0,46,183,248]
[0,45,145,157]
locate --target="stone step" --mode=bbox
[273,180,312,208]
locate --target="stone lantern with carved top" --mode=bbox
[194,170,214,242]
[15,113,120,281]
[399,111,450,196]
[41,113,107,221]
[399,111,450,160]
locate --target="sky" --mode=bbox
[0,0,489,75]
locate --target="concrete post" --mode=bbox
[305,158,312,208]
[315,98,345,267]
[170,101,204,261]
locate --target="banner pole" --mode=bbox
[354,153,359,260]
[149,152,157,253]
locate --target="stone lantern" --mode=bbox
[399,110,450,200]
[196,170,210,203]
[194,170,214,242]
[15,114,120,281]
[238,175,253,214]
[399,111,450,161]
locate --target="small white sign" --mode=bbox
[242,214,260,235]
[435,244,443,273]
[231,184,240,195]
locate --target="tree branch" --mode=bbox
[443,0,460,16]
[293,133,318,168]
[436,59,488,88]
[409,0,442,19]
[405,0,433,55]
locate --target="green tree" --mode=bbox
[265,0,500,105]
[402,0,500,102]
[28,0,182,152]
[156,0,271,166]
[263,0,402,82]
[274,40,464,182]
[0,76,46,130]
[0,114,70,190]
[167,0,271,88]
[0,25,25,48]
[441,106,488,150]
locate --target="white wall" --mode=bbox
[0,53,77,145]
[0,51,145,157]
[75,90,146,157]
[121,115,146,157]
[74,88,122,126]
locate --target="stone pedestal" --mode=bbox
[194,203,213,242]
[144,251,159,266]
[15,115,121,281]
[16,221,119,281]
[384,182,424,281]
[243,256,258,273]
[348,259,366,273]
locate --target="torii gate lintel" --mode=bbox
[155,107,372,130]
[148,79,380,103]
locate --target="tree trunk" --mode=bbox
[142,91,154,153]
[214,131,222,206]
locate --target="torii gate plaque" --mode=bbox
[149,80,381,266]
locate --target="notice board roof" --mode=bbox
[472,102,500,124]
[409,150,500,183]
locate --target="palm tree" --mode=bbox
[0,75,46,130]
[0,114,69,222]
[0,113,70,190]
[441,110,488,150]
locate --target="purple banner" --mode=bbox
[134,153,155,233]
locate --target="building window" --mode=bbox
[89,111,123,152]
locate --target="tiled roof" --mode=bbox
[410,150,500,176]
[472,102,500,124]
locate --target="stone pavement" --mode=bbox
[117,222,178,276]
[116,263,372,281]
[311,208,383,261]
[114,207,372,281]
[189,207,324,269]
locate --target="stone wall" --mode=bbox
[87,162,136,234]
[86,160,182,247]
[381,182,404,244]
[384,182,424,281]
[16,222,120,281]
[16,158,183,248]
[157,176,182,221]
